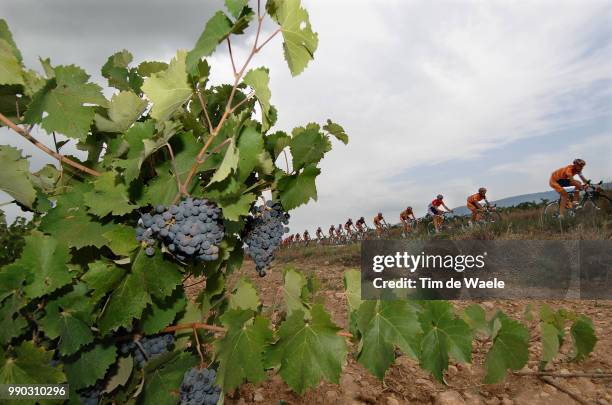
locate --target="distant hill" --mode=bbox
[451,182,612,216]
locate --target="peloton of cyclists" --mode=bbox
[399,206,416,235]
[429,194,453,233]
[549,159,588,218]
[466,187,491,223]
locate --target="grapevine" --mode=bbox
[0,0,599,404]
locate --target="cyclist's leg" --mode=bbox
[468,203,478,222]
[550,178,570,216]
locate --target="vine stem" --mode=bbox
[162,322,354,339]
[0,112,101,177]
[177,9,277,201]
[193,327,206,368]
[514,370,612,378]
[539,376,590,405]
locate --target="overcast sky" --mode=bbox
[1,0,611,233]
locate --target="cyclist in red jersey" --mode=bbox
[428,194,453,232]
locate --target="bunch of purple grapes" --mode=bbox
[135,198,224,262]
[243,200,290,277]
[179,367,221,405]
[119,334,174,368]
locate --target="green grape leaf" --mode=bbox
[541,322,560,365]
[81,261,126,303]
[277,164,320,210]
[570,315,596,361]
[343,269,362,337]
[35,65,107,140]
[39,285,94,356]
[142,50,192,121]
[186,11,233,75]
[0,20,23,62]
[30,164,61,193]
[356,300,421,379]
[215,309,273,392]
[94,91,147,133]
[0,84,28,125]
[462,304,491,336]
[225,0,249,18]
[419,301,472,382]
[229,277,260,311]
[102,355,133,394]
[97,271,151,334]
[289,123,331,171]
[64,344,117,390]
[0,145,36,207]
[266,0,318,76]
[237,125,264,181]
[220,192,256,221]
[209,138,239,184]
[0,342,66,388]
[84,172,136,217]
[266,305,346,395]
[484,316,529,383]
[0,39,24,85]
[283,267,310,317]
[265,130,290,159]
[243,68,273,131]
[112,120,156,184]
[102,224,140,257]
[140,289,187,335]
[323,119,349,144]
[140,352,198,405]
[101,49,143,92]
[99,251,182,333]
[10,233,73,299]
[137,61,168,77]
[0,294,28,345]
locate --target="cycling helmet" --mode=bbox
[407,206,412,210]
[377,212,382,216]
[437,194,443,199]
[573,158,585,166]
[360,216,364,220]
[348,218,352,222]
[478,187,487,193]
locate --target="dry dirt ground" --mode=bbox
[189,248,612,405]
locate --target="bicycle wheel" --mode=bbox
[543,202,560,219]
[427,221,436,234]
[595,196,612,214]
[486,211,502,223]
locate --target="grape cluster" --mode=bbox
[79,383,103,405]
[135,198,224,262]
[119,334,174,367]
[179,367,221,405]
[243,201,290,277]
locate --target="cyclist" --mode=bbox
[294,233,301,243]
[328,224,335,241]
[429,195,453,233]
[399,206,416,234]
[549,159,588,218]
[344,218,355,240]
[373,212,387,238]
[315,226,324,241]
[467,187,491,222]
[335,224,343,240]
[356,216,367,231]
[303,230,310,245]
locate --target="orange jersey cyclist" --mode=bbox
[549,159,587,217]
[399,206,416,233]
[428,195,453,232]
[467,188,490,222]
[373,212,387,238]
